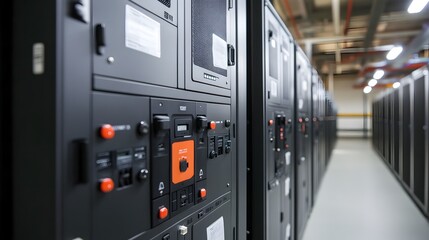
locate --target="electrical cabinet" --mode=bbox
[373,66,429,219]
[12,0,246,239]
[247,2,295,240]
[311,72,325,201]
[295,47,313,240]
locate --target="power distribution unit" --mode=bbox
[247,2,296,240]
[11,0,246,239]
[373,66,429,218]
[294,47,313,240]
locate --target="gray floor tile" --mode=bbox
[302,138,429,240]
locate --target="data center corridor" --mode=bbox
[302,138,429,240]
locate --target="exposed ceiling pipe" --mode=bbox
[332,0,341,35]
[343,0,353,35]
[283,0,303,39]
[299,30,419,44]
[332,0,341,73]
[297,0,308,19]
[361,0,388,66]
[390,24,429,68]
[303,0,315,22]
[358,59,429,77]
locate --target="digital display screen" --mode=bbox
[177,125,188,132]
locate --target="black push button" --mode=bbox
[209,150,217,159]
[225,119,231,127]
[138,169,149,181]
[138,121,149,135]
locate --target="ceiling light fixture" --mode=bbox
[393,82,401,89]
[368,79,378,87]
[373,70,385,80]
[363,86,372,94]
[408,0,429,14]
[386,46,403,60]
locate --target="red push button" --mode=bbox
[100,124,115,139]
[99,178,114,193]
[199,188,207,199]
[209,121,216,130]
[159,207,169,220]
[268,120,274,126]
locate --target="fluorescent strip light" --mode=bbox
[363,86,372,94]
[393,82,401,89]
[386,46,403,60]
[368,79,378,87]
[408,0,429,13]
[373,70,385,80]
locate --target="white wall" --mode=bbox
[329,76,382,137]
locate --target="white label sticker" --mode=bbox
[207,217,225,240]
[285,178,290,196]
[286,224,291,240]
[282,48,289,61]
[33,43,44,75]
[212,34,228,70]
[285,152,291,165]
[271,80,278,97]
[302,81,308,91]
[270,38,276,48]
[125,5,161,58]
[298,99,304,109]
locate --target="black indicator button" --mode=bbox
[225,120,231,127]
[209,150,217,159]
[137,121,149,135]
[138,169,149,181]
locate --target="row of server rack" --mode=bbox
[0,1,337,240]
[373,65,429,219]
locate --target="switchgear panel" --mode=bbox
[295,47,313,240]
[12,0,242,239]
[247,2,295,240]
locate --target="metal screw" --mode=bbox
[227,183,230,187]
[107,57,115,64]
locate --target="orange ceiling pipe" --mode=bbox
[358,62,427,77]
[283,0,302,39]
[344,0,353,35]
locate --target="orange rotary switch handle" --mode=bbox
[100,124,115,139]
[99,178,114,193]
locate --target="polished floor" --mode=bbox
[302,138,429,240]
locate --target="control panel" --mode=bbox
[92,95,233,239]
